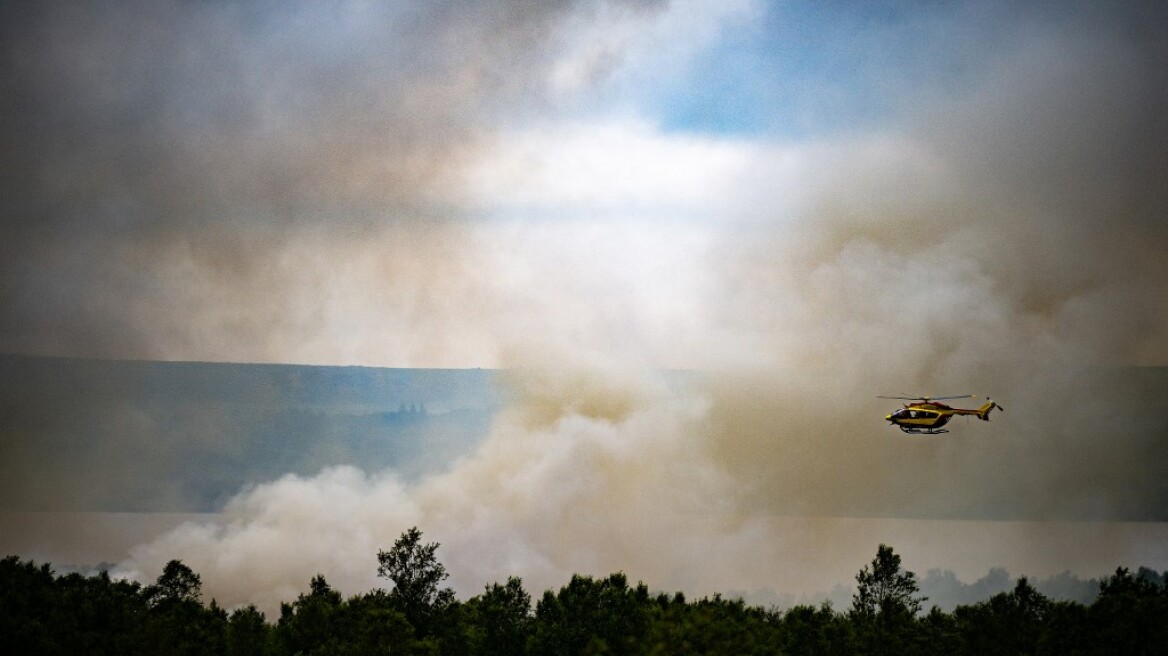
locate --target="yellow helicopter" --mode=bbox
[880,395,1002,434]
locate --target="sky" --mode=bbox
[2,0,1167,614]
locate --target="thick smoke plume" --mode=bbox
[2,0,1165,614]
[0,0,676,365]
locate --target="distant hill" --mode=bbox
[0,355,503,512]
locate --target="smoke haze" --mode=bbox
[2,0,1166,614]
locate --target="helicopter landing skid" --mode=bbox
[900,427,948,435]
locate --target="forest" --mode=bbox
[2,528,1165,655]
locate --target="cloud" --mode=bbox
[0,0,689,363]
[458,121,756,214]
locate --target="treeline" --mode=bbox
[3,530,1166,655]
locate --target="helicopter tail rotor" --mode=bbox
[977,398,1002,420]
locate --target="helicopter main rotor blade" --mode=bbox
[877,394,974,401]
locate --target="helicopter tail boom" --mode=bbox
[976,400,1000,421]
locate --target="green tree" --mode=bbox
[851,544,926,619]
[850,544,926,655]
[1087,567,1168,655]
[144,560,203,607]
[646,593,785,655]
[226,604,270,656]
[0,557,66,653]
[0,557,152,655]
[141,560,227,655]
[274,578,432,656]
[275,574,343,655]
[54,569,149,655]
[1036,599,1090,656]
[329,592,428,656]
[466,577,533,656]
[779,603,855,656]
[529,572,652,656]
[916,606,961,656]
[954,577,1050,656]
[377,527,456,640]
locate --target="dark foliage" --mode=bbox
[2,539,1166,655]
[529,572,653,655]
[464,576,533,656]
[377,526,457,641]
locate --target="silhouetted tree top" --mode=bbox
[851,544,926,619]
[143,559,202,607]
[377,526,455,638]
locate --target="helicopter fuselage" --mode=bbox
[885,402,957,433]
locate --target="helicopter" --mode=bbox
[880,394,1002,434]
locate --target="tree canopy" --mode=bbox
[2,538,1165,655]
